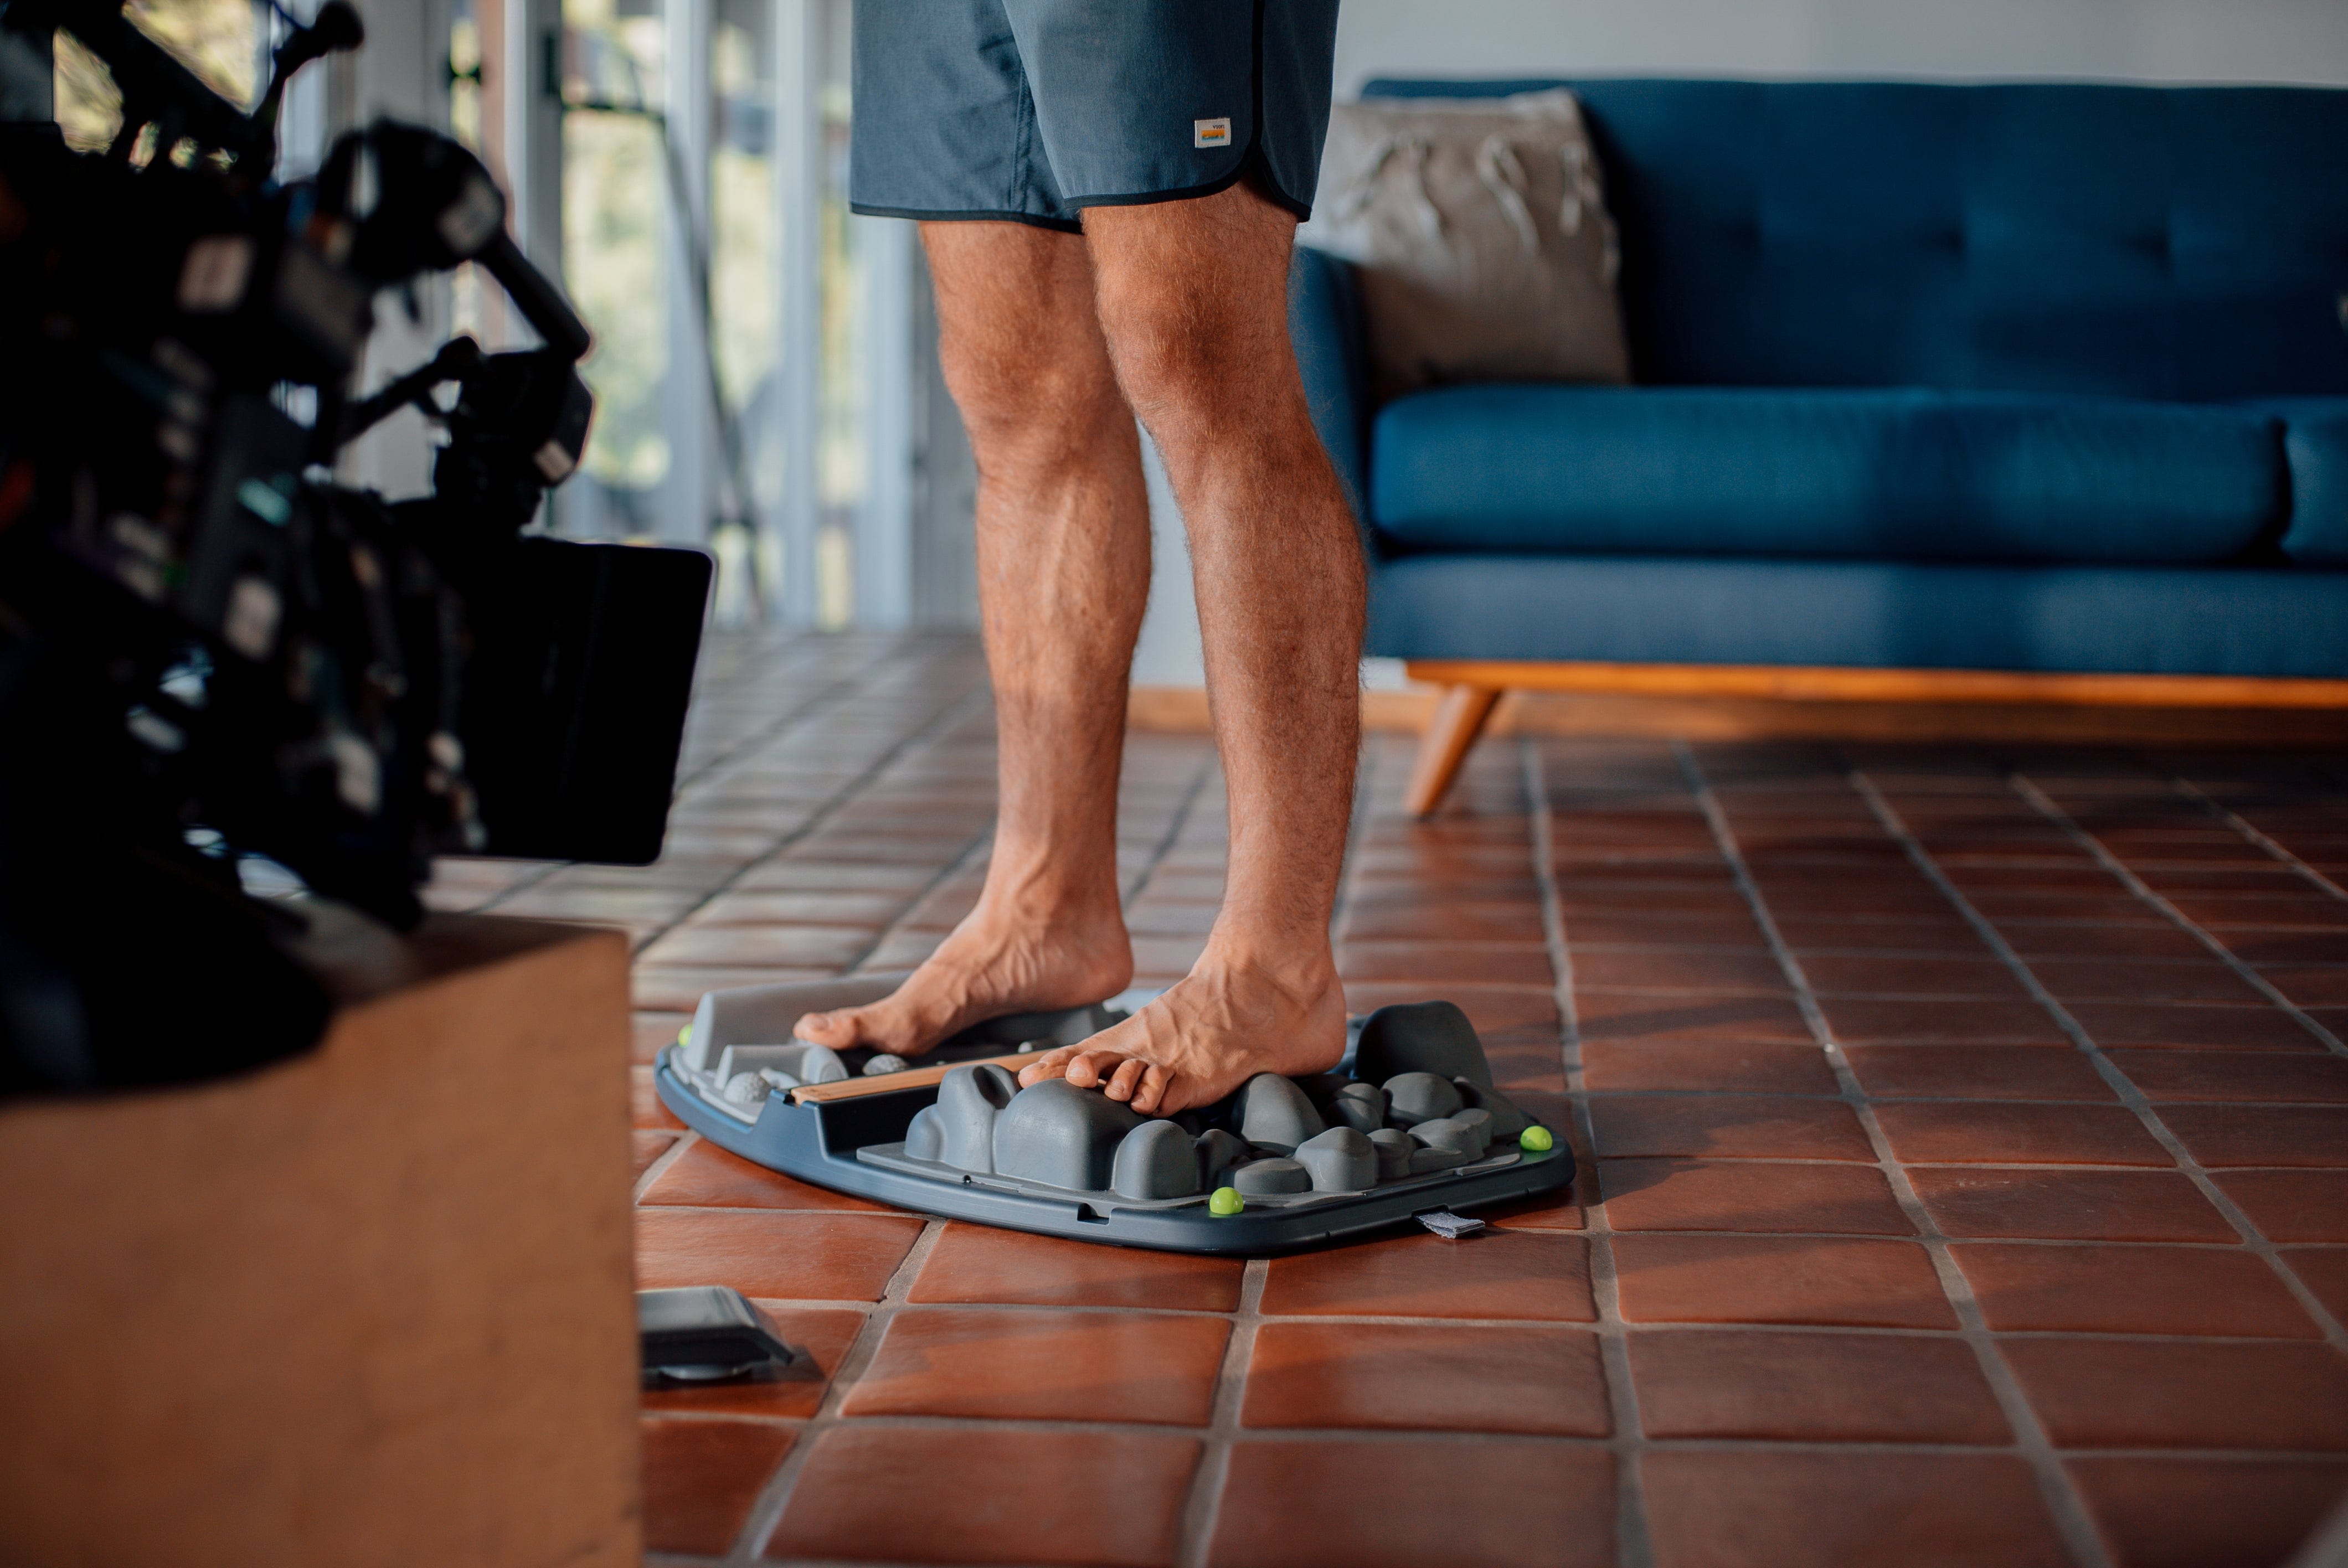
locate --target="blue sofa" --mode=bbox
[1290,79,2348,808]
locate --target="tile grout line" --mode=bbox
[1852,771,2348,1360]
[1523,737,1655,1568]
[1934,770,2348,1352]
[631,1205,2323,1250]
[635,1129,702,1206]
[2169,774,2348,904]
[1539,985,2326,1007]
[630,684,993,961]
[666,646,904,796]
[632,1293,2339,1344]
[838,827,995,978]
[2010,772,2347,1060]
[1107,750,1247,1568]
[1174,737,1371,1568]
[1676,742,2116,1568]
[1125,752,1220,909]
[727,1217,950,1565]
[1170,731,1378,1565]
[1175,1258,1268,1568]
[656,1415,2348,1461]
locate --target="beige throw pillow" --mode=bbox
[1309,89,1631,401]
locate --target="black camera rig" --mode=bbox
[0,0,713,1093]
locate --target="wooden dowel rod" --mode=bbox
[785,1050,1033,1105]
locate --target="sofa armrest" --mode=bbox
[1289,246,1372,543]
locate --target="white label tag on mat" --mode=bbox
[1194,117,1232,149]
[1418,1210,1485,1239]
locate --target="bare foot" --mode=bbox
[794,899,1133,1057]
[1014,948,1347,1115]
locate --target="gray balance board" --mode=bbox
[655,974,1575,1255]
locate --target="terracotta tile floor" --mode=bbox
[425,631,2348,1567]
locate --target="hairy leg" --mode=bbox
[796,221,1151,1053]
[1018,180,1366,1113]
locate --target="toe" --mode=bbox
[1130,1062,1175,1115]
[1103,1058,1146,1101]
[794,1009,845,1045]
[1062,1050,1113,1088]
[1017,1046,1079,1087]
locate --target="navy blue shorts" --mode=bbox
[849,0,1341,233]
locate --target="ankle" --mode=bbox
[974,862,1124,932]
[1197,927,1341,999]
[974,884,1125,930]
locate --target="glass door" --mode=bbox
[558,0,672,536]
[707,0,781,618]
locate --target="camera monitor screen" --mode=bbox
[462,538,713,866]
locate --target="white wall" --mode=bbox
[1127,0,2348,686]
[1332,0,2348,93]
[1129,435,1201,687]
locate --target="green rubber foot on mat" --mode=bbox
[1208,1187,1244,1216]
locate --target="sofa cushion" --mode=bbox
[1310,91,1630,400]
[1371,385,2286,565]
[1365,554,2348,677]
[2244,399,2348,565]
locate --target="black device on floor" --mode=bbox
[639,1287,800,1385]
[0,1,710,1096]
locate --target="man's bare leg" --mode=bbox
[1018,182,1365,1114]
[795,221,1150,1053]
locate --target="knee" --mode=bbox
[1096,286,1289,438]
[940,330,1128,472]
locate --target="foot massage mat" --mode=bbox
[657,974,1573,1254]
